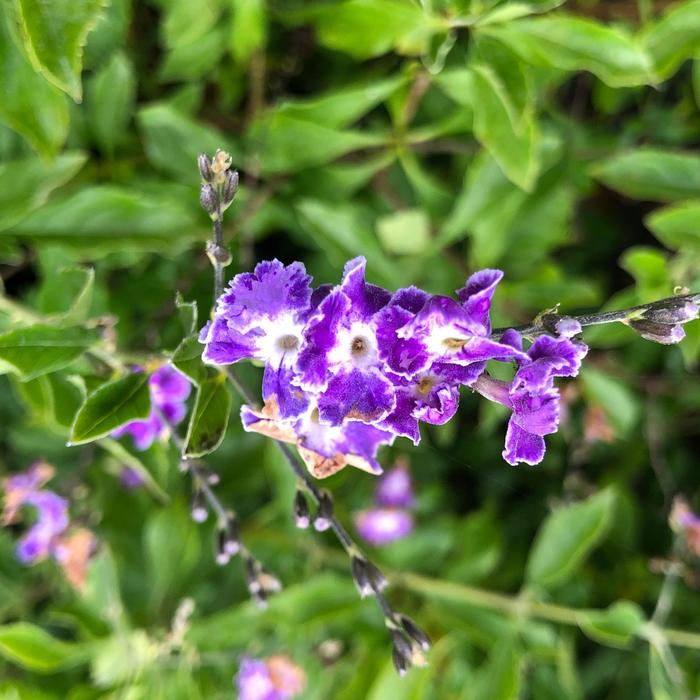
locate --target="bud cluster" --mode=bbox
[198,150,239,219]
[245,554,282,608]
[626,295,699,345]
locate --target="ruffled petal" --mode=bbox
[503,418,546,466]
[317,368,395,425]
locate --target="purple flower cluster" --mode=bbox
[111,365,191,450]
[200,257,588,474]
[355,462,415,546]
[237,656,305,700]
[2,462,95,588]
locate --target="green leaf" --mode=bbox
[0,623,90,673]
[581,366,640,433]
[0,6,69,157]
[91,631,155,688]
[474,637,523,700]
[377,209,430,255]
[175,294,198,337]
[307,0,433,59]
[230,0,267,64]
[250,112,385,175]
[0,152,86,232]
[162,0,220,49]
[159,26,228,82]
[138,103,239,183]
[526,487,616,589]
[183,374,231,457]
[592,149,700,202]
[13,0,106,101]
[6,185,202,253]
[619,247,671,301]
[694,60,700,111]
[36,267,95,323]
[640,0,700,80]
[276,76,406,129]
[69,373,152,445]
[171,334,208,386]
[577,601,645,649]
[645,200,700,252]
[649,645,685,700]
[481,16,654,87]
[144,502,201,607]
[470,64,540,191]
[295,199,398,287]
[87,52,135,156]
[0,324,99,381]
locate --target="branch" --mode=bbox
[199,151,429,673]
[492,292,700,340]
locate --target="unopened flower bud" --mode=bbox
[191,488,208,523]
[206,241,232,267]
[628,319,685,345]
[399,615,431,652]
[222,170,239,208]
[293,489,310,529]
[198,153,213,182]
[391,630,413,660]
[365,559,388,593]
[642,299,699,325]
[351,556,372,598]
[200,184,218,216]
[313,491,333,532]
[392,642,411,676]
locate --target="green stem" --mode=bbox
[397,571,700,651]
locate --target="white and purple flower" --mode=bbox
[200,256,588,475]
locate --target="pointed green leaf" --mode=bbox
[87,51,135,156]
[646,200,700,252]
[470,64,540,191]
[183,374,231,457]
[70,373,151,445]
[481,16,654,87]
[230,0,267,64]
[171,334,208,386]
[0,623,91,673]
[640,0,700,80]
[13,0,106,101]
[0,324,99,381]
[0,152,86,233]
[526,487,616,589]
[0,6,69,157]
[577,601,645,648]
[592,149,700,203]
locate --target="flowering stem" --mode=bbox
[492,292,700,339]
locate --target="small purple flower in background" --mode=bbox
[2,463,95,589]
[111,365,191,451]
[119,466,145,490]
[375,459,414,508]
[355,509,414,546]
[355,461,415,546]
[236,655,306,700]
[670,497,700,557]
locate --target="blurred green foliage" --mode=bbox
[1,0,700,697]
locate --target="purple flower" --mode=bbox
[375,463,414,508]
[111,365,191,450]
[295,257,395,425]
[475,330,588,465]
[355,508,414,546]
[202,256,580,474]
[119,466,145,490]
[15,491,69,564]
[237,656,305,700]
[241,404,395,478]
